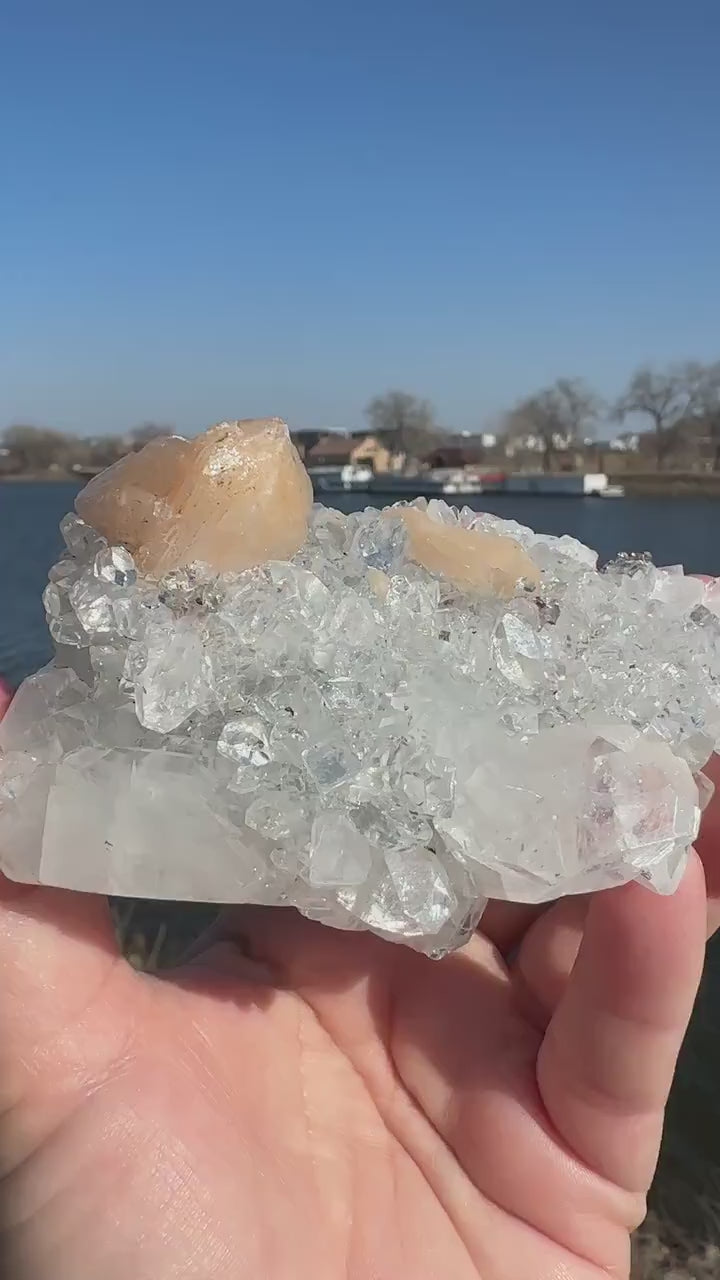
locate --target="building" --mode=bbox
[305,433,395,473]
[304,434,353,467]
[288,430,323,460]
[423,433,488,469]
[608,433,640,452]
[0,446,17,475]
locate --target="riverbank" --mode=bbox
[4,468,720,497]
[608,471,720,497]
[0,471,82,483]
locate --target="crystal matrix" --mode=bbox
[1,420,718,957]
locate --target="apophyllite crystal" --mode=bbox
[0,417,718,956]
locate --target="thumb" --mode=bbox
[0,679,126,1109]
[0,875,126,1113]
[536,852,707,1193]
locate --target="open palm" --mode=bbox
[2,762,719,1280]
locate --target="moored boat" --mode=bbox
[308,465,624,500]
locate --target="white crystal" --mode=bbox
[0,501,717,957]
[245,792,311,844]
[94,545,137,587]
[36,747,268,899]
[702,578,720,617]
[651,571,705,614]
[42,582,65,618]
[0,754,53,883]
[68,579,117,635]
[308,813,374,886]
[90,644,127,682]
[48,613,90,648]
[436,723,700,903]
[302,742,361,789]
[267,562,332,628]
[48,556,81,586]
[350,518,407,572]
[425,498,459,526]
[532,531,598,570]
[492,610,544,690]
[60,513,107,560]
[384,845,456,933]
[217,717,272,766]
[0,665,88,759]
[134,619,210,733]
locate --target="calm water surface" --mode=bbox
[0,481,719,686]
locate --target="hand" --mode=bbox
[2,758,719,1280]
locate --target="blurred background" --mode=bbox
[2,3,720,1272]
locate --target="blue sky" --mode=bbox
[2,0,719,435]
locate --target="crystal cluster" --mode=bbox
[0,418,718,956]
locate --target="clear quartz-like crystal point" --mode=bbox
[218,717,272,767]
[307,812,374,887]
[1,433,718,957]
[60,513,107,560]
[94,546,137,587]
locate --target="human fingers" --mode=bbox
[0,680,129,1110]
[694,752,720,934]
[0,874,128,1109]
[512,895,588,1026]
[536,853,706,1193]
[512,786,720,1032]
[477,900,546,957]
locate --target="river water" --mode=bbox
[0,478,719,1234]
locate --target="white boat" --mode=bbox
[308,464,372,493]
[441,469,484,495]
[503,472,624,498]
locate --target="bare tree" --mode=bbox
[85,435,126,469]
[364,391,440,459]
[2,424,73,473]
[690,361,720,470]
[129,422,175,450]
[502,378,602,472]
[614,363,706,469]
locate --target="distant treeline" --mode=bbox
[0,421,172,475]
[3,358,720,475]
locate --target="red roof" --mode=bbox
[306,435,354,464]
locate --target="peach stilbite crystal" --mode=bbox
[396,505,540,597]
[76,419,313,576]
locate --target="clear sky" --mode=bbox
[2,0,719,436]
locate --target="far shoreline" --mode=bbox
[3,470,720,498]
[0,472,83,484]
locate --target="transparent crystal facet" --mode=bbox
[307,813,374,887]
[94,545,137,587]
[217,717,272,767]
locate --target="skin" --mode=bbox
[1,747,719,1280]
